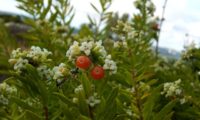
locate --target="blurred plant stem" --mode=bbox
[156,0,168,58]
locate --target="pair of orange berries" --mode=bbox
[75,56,104,80]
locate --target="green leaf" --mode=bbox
[78,115,91,120]
[11,97,39,112]
[66,13,75,26]
[53,92,74,106]
[40,0,52,19]
[25,110,43,120]
[97,87,119,120]
[106,87,119,106]
[77,92,90,117]
[80,72,92,97]
[153,100,177,120]
[90,3,100,14]
[49,11,59,22]
[143,85,162,120]
[87,15,95,25]
[163,112,174,120]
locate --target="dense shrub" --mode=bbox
[0,0,200,120]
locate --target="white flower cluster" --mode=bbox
[161,79,182,98]
[123,102,137,118]
[9,46,52,73]
[103,55,117,74]
[0,95,8,105]
[117,20,136,39]
[93,40,107,58]
[179,98,186,104]
[86,93,101,107]
[27,46,52,62]
[37,65,53,80]
[72,85,84,103]
[66,41,81,60]
[0,82,17,95]
[0,82,17,105]
[126,87,135,93]
[11,48,25,58]
[13,58,29,73]
[80,41,94,56]
[74,85,83,94]
[23,97,40,107]
[52,63,69,83]
[161,79,187,104]
[66,40,107,60]
[113,41,127,48]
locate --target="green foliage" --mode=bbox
[0,0,200,120]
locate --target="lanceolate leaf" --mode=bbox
[143,85,162,120]
[153,100,177,120]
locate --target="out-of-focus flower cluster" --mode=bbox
[161,79,186,104]
[113,40,128,48]
[86,93,101,107]
[0,82,17,105]
[73,85,101,107]
[52,63,69,84]
[8,46,70,83]
[9,46,52,74]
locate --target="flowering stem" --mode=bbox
[44,106,48,120]
[135,85,144,120]
[89,106,94,120]
[132,70,143,120]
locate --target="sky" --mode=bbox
[0,0,200,51]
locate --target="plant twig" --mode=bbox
[89,106,94,120]
[132,70,143,120]
[44,106,48,120]
[156,0,168,58]
[135,84,144,120]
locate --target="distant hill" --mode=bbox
[158,47,181,59]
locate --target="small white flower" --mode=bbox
[52,63,68,80]
[126,109,133,116]
[74,85,83,94]
[123,22,133,32]
[106,54,111,59]
[0,95,8,105]
[86,93,101,107]
[122,41,128,48]
[198,71,200,75]
[95,40,102,47]
[180,98,186,104]
[14,58,28,73]
[114,41,120,48]
[103,58,117,74]
[128,31,136,39]
[66,41,80,60]
[93,40,107,58]
[80,41,94,55]
[72,97,78,103]
[37,65,53,80]
[175,89,182,95]
[0,82,7,91]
